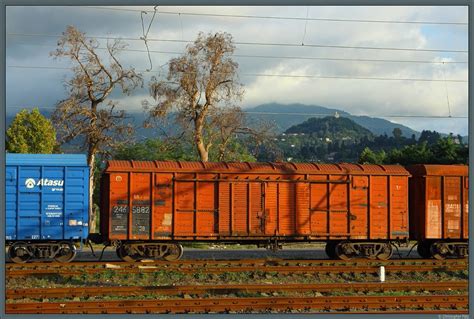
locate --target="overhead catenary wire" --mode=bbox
[6,41,468,64]
[301,6,310,45]
[140,5,159,71]
[6,65,468,83]
[7,33,468,54]
[84,6,468,26]
[5,105,467,119]
[241,111,467,119]
[440,62,452,117]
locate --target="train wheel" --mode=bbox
[430,242,448,260]
[376,243,393,260]
[8,242,31,264]
[116,245,136,262]
[163,244,184,261]
[335,242,354,261]
[417,241,431,259]
[54,242,77,263]
[325,242,337,259]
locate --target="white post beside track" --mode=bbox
[379,266,386,282]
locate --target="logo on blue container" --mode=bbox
[24,178,64,188]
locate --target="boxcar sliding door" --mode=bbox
[309,175,350,238]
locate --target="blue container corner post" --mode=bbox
[6,154,90,246]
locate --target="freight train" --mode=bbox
[5,154,469,263]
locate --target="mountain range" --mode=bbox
[285,116,374,139]
[244,103,419,138]
[6,102,420,140]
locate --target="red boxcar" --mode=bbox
[406,164,468,259]
[100,161,410,261]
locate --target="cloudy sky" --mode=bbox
[6,6,468,135]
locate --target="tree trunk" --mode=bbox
[88,100,98,234]
[195,117,209,162]
[87,151,97,234]
[218,141,227,161]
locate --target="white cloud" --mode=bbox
[6,5,469,135]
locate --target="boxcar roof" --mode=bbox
[406,164,468,177]
[105,160,410,175]
[6,154,88,166]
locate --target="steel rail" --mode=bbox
[7,281,468,300]
[6,257,467,270]
[6,294,468,314]
[6,263,468,278]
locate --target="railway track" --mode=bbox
[6,257,467,268]
[6,262,468,278]
[6,294,468,314]
[6,259,467,272]
[7,259,467,314]
[7,281,468,300]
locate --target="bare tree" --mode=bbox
[51,26,143,233]
[209,107,275,161]
[145,32,243,162]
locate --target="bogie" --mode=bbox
[334,241,393,260]
[116,242,184,261]
[429,241,468,260]
[7,241,78,263]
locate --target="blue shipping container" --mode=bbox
[6,154,90,241]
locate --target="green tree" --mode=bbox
[418,130,441,145]
[209,138,256,162]
[386,142,433,165]
[456,144,469,164]
[431,137,459,164]
[6,108,57,153]
[358,147,386,164]
[392,128,402,139]
[114,137,196,161]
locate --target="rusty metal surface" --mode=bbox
[7,257,466,268]
[406,165,468,177]
[102,161,410,242]
[7,281,467,300]
[6,259,467,277]
[408,165,469,241]
[6,294,468,314]
[106,161,410,175]
[7,257,467,269]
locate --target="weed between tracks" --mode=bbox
[6,288,467,304]
[6,258,469,313]
[6,267,469,313]
[7,267,468,289]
